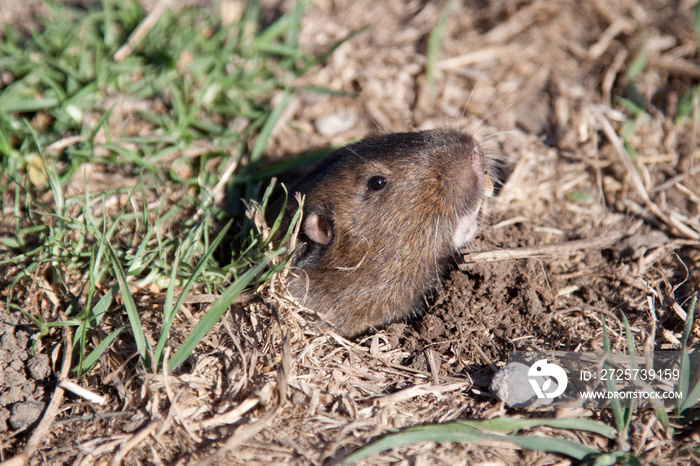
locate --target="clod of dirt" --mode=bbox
[9,401,44,431]
[0,319,49,433]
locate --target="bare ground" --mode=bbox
[2,0,700,464]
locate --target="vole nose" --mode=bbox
[470,144,485,172]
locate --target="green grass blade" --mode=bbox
[626,41,648,80]
[606,375,624,433]
[106,240,151,369]
[253,5,291,46]
[426,0,451,87]
[154,220,233,369]
[87,284,116,328]
[74,327,125,376]
[167,249,282,372]
[26,128,65,217]
[620,312,636,368]
[13,185,26,248]
[619,312,635,432]
[457,418,616,439]
[250,89,292,163]
[601,315,625,433]
[259,181,284,249]
[342,422,601,464]
[73,280,115,372]
[159,251,180,360]
[681,378,700,414]
[315,26,369,66]
[0,92,60,113]
[279,195,304,246]
[126,203,156,275]
[283,0,306,49]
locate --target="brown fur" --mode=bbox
[280,129,489,336]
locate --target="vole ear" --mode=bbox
[303,212,333,245]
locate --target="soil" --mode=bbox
[2,0,700,464]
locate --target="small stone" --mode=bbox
[490,362,555,408]
[14,329,30,351]
[27,353,51,380]
[314,112,357,136]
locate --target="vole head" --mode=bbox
[282,129,492,336]
[294,129,488,260]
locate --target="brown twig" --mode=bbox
[111,422,158,465]
[114,0,174,63]
[649,164,700,194]
[459,232,623,268]
[649,55,700,80]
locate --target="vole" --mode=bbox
[279,129,493,337]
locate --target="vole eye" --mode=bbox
[367,175,387,191]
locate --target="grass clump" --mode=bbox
[0,0,328,375]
